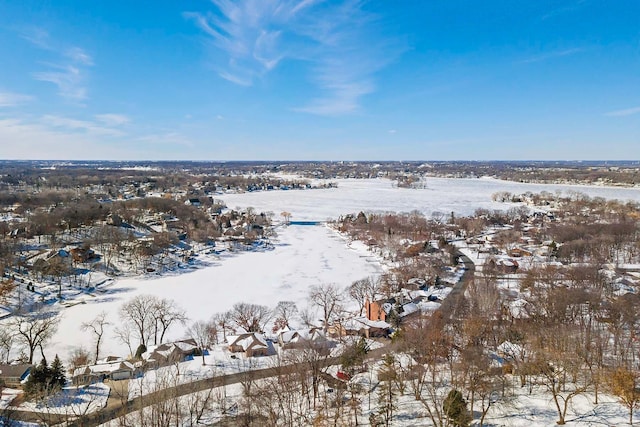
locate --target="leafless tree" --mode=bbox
[273,300,298,331]
[68,347,91,372]
[308,283,343,332]
[228,302,271,333]
[0,327,13,363]
[120,294,157,347]
[81,311,110,364]
[10,311,59,364]
[187,320,217,365]
[151,297,187,345]
[609,367,640,425]
[214,311,233,342]
[349,277,381,316]
[114,322,134,357]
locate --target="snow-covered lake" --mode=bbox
[46,177,640,360]
[51,224,381,359]
[221,177,640,220]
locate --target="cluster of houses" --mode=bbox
[0,327,339,391]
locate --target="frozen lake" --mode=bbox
[221,177,640,221]
[42,177,640,360]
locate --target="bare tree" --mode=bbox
[120,294,156,347]
[10,311,59,364]
[348,277,380,316]
[151,298,187,345]
[214,312,232,342]
[114,322,134,357]
[187,320,217,365]
[228,302,271,333]
[609,367,640,425]
[0,327,13,363]
[273,300,298,331]
[308,283,343,332]
[81,311,110,364]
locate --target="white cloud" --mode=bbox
[294,80,373,116]
[0,91,33,107]
[95,114,131,126]
[0,118,123,160]
[41,114,124,137]
[21,27,94,101]
[19,27,51,49]
[65,47,94,66]
[33,64,88,101]
[519,48,585,64]
[187,0,401,115]
[604,106,640,117]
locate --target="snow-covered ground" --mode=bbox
[34,177,640,363]
[5,176,639,425]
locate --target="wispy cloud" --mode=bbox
[65,47,94,66]
[604,106,640,117]
[21,27,93,101]
[41,114,124,137]
[541,0,589,21]
[0,113,194,159]
[186,0,401,115]
[0,117,128,160]
[519,48,585,64]
[19,27,51,49]
[0,91,33,107]
[33,64,88,101]
[95,113,131,126]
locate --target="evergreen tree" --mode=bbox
[340,337,369,376]
[377,354,398,426]
[23,356,66,398]
[50,354,66,390]
[134,343,147,359]
[443,389,472,427]
[24,358,51,398]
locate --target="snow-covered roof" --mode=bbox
[497,341,526,360]
[399,302,419,318]
[342,316,391,331]
[228,333,268,350]
[73,360,135,377]
[279,328,326,344]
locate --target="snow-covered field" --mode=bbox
[44,177,640,361]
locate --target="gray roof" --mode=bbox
[0,364,33,379]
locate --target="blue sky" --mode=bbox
[0,0,638,160]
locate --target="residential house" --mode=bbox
[45,249,72,266]
[485,257,519,274]
[364,299,387,322]
[0,364,33,389]
[143,338,200,368]
[70,246,97,263]
[329,317,391,339]
[72,359,139,385]
[278,328,331,353]
[227,333,271,357]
